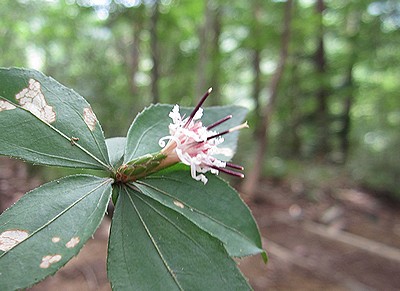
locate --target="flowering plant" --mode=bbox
[116,88,248,184]
[0,68,266,290]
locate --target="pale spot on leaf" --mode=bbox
[15,79,56,123]
[0,99,16,111]
[70,136,79,145]
[52,237,61,243]
[39,254,62,269]
[173,201,184,209]
[0,229,29,252]
[65,236,80,248]
[83,107,97,131]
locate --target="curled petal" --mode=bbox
[159,135,181,148]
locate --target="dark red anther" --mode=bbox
[185,88,213,128]
[210,165,245,178]
[226,162,244,171]
[206,115,232,130]
[207,129,230,141]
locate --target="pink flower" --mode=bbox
[159,88,247,184]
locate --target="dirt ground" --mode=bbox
[1,157,400,290]
[239,178,400,290]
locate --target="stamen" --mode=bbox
[228,121,249,133]
[206,115,232,130]
[210,165,245,178]
[161,98,247,184]
[207,129,229,140]
[185,87,213,127]
[226,162,244,170]
[207,121,249,140]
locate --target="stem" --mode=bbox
[116,152,168,183]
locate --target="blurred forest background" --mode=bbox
[1,0,400,289]
[1,0,399,199]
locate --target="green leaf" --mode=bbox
[0,175,113,290]
[134,165,266,259]
[106,137,126,169]
[0,68,110,170]
[107,185,250,291]
[105,137,126,204]
[124,104,247,163]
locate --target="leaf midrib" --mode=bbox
[124,186,184,291]
[0,177,113,258]
[0,96,112,171]
[129,188,234,289]
[125,118,165,162]
[134,179,259,250]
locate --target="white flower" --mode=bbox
[159,89,247,184]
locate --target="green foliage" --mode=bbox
[135,165,264,258]
[0,68,264,290]
[0,175,113,290]
[108,185,251,290]
[2,2,398,197]
[0,68,110,170]
[349,134,400,199]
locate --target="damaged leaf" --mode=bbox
[0,68,110,170]
[0,175,113,290]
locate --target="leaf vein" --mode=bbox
[124,187,184,291]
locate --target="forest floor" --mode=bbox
[239,178,400,291]
[1,157,400,291]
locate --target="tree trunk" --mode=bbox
[314,0,330,159]
[252,48,262,117]
[251,0,263,119]
[287,59,302,157]
[196,0,214,100]
[150,1,160,103]
[209,5,222,104]
[242,0,293,198]
[340,10,360,162]
[129,8,144,97]
[340,72,352,161]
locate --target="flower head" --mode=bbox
[159,88,247,184]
